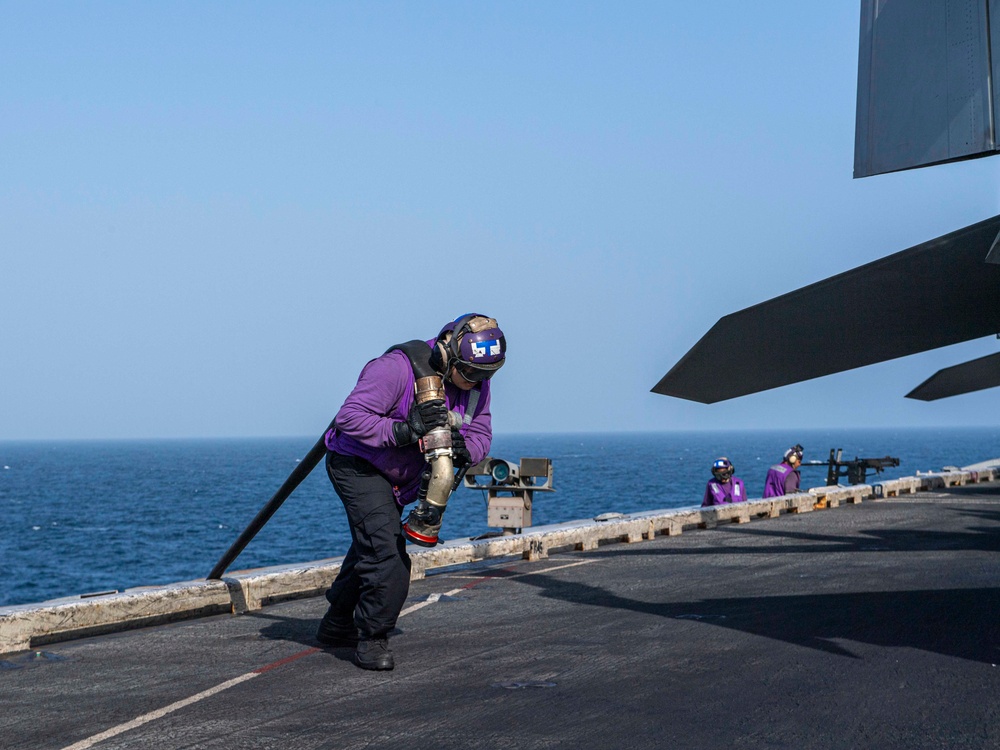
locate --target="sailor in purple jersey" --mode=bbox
[763,444,804,498]
[323,346,493,504]
[701,457,746,507]
[316,314,505,671]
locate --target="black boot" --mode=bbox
[316,606,359,647]
[354,637,394,670]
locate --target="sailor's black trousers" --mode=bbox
[323,451,411,639]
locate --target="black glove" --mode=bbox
[392,399,448,446]
[451,429,472,468]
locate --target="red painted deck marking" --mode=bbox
[253,647,320,674]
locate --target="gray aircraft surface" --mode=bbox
[655,0,1000,403]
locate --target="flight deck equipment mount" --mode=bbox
[463,457,555,535]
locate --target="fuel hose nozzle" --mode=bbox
[402,375,455,547]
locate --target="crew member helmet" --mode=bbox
[711,457,734,482]
[435,313,506,382]
[784,444,804,464]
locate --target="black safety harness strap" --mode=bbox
[387,340,481,423]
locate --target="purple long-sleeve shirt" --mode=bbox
[325,345,492,504]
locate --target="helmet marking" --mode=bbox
[471,340,501,359]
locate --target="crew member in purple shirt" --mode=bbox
[763,444,804,498]
[316,314,505,671]
[701,457,746,506]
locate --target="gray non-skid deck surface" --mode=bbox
[5,485,1000,749]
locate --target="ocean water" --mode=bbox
[1,427,998,608]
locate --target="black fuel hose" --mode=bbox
[207,419,335,580]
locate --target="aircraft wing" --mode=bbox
[905,351,1000,401]
[652,215,1000,403]
[855,0,1000,178]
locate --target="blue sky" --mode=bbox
[3,2,999,440]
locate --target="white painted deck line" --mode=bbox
[61,672,259,750]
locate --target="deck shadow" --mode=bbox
[250,611,354,663]
[510,571,1000,664]
[581,513,1000,558]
